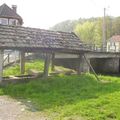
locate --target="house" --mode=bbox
[0,3,23,64]
[0,3,23,26]
[107,35,120,52]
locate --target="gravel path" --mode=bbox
[0,96,49,120]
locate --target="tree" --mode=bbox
[94,18,103,45]
[51,16,120,46]
[74,21,95,44]
[112,17,120,35]
[50,20,77,32]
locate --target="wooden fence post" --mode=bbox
[43,53,51,78]
[20,51,25,74]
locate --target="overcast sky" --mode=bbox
[0,0,120,29]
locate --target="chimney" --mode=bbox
[12,5,17,13]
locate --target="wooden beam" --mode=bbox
[20,51,25,74]
[51,53,55,71]
[0,50,3,81]
[77,55,83,75]
[43,53,51,78]
[83,55,100,81]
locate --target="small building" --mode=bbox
[0,25,88,80]
[107,35,120,52]
[0,3,23,26]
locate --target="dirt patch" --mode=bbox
[0,96,50,120]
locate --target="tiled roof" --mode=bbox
[0,25,87,53]
[0,4,23,25]
[109,35,120,42]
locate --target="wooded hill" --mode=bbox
[50,17,120,45]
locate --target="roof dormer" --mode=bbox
[0,3,23,25]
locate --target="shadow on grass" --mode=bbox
[1,74,120,111]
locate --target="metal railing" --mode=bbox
[81,43,119,53]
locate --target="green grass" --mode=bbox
[2,60,120,119]
[0,74,120,119]
[3,59,75,77]
[3,60,44,76]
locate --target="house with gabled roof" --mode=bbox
[0,3,23,26]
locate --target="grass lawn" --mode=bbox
[0,74,120,119]
[1,60,120,119]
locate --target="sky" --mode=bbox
[0,0,120,29]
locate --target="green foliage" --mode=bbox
[74,21,96,44]
[3,65,20,76]
[74,20,103,45]
[1,74,120,119]
[112,17,120,35]
[94,18,103,45]
[25,60,44,72]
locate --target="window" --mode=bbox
[9,19,16,25]
[0,18,20,26]
[110,42,115,46]
[0,18,8,25]
[9,19,20,25]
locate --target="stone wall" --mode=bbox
[90,58,120,73]
[54,57,120,74]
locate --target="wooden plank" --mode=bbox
[51,53,55,71]
[20,51,25,74]
[0,50,3,81]
[43,53,51,78]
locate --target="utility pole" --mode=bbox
[102,8,106,50]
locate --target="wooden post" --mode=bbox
[51,53,55,71]
[19,51,20,60]
[77,55,83,75]
[0,50,3,81]
[43,53,51,78]
[20,51,25,74]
